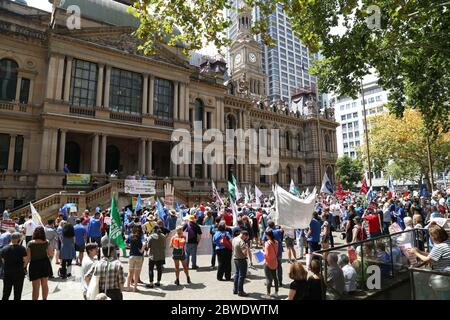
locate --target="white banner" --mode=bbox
[124,180,156,194]
[164,225,213,256]
[274,184,316,229]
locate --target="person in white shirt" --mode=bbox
[338,254,356,294]
[81,243,99,300]
[2,208,10,221]
[23,215,36,244]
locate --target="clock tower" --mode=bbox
[229,4,266,97]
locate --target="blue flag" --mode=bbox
[420,185,429,198]
[367,187,375,203]
[135,195,142,212]
[254,250,265,263]
[176,202,181,212]
[157,198,167,224]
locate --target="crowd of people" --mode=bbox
[0,187,449,300]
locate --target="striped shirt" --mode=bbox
[85,258,125,291]
[429,240,450,272]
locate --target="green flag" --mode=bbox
[231,175,237,186]
[228,181,236,200]
[109,193,126,249]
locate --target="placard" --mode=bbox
[0,220,16,231]
[124,180,156,194]
[66,174,91,185]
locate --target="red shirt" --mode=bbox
[224,213,233,226]
[81,214,90,226]
[363,214,381,234]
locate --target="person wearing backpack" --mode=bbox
[213,221,233,281]
[182,215,202,269]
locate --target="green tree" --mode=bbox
[357,109,450,189]
[336,155,364,190]
[131,0,449,132]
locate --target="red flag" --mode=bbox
[335,177,350,200]
[360,179,368,194]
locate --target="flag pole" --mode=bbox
[361,79,372,187]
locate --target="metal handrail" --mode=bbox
[409,265,450,300]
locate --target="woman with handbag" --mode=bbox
[170,226,190,286]
[213,221,233,281]
[26,226,53,300]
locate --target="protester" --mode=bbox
[307,212,321,254]
[320,213,331,259]
[306,259,324,300]
[284,228,297,263]
[170,226,191,285]
[262,220,284,285]
[125,228,145,292]
[55,220,66,265]
[146,225,166,288]
[232,230,249,296]
[326,253,345,299]
[59,223,76,279]
[85,244,125,300]
[73,219,87,266]
[286,261,308,300]
[167,210,178,231]
[23,215,36,244]
[81,243,98,300]
[263,228,279,299]
[352,216,367,243]
[87,212,102,259]
[213,221,233,281]
[183,215,202,269]
[1,232,27,300]
[338,254,356,295]
[26,226,53,300]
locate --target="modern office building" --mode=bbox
[226,1,320,103]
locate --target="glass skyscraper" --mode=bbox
[226,1,320,103]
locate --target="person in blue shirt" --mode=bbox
[213,221,233,281]
[306,212,321,254]
[87,212,102,259]
[73,219,87,265]
[262,220,284,285]
[167,210,178,231]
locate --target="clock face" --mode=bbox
[234,53,242,64]
[249,53,256,63]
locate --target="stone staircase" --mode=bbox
[10,180,124,223]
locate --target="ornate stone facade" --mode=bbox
[0,1,338,210]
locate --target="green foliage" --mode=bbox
[132,0,449,132]
[336,155,364,190]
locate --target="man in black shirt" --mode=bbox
[0,232,27,300]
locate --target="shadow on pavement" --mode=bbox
[130,289,167,297]
[246,274,265,280]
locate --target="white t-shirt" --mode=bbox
[342,264,357,292]
[331,203,341,217]
[81,256,95,294]
[24,219,37,236]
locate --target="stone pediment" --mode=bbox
[54,27,191,69]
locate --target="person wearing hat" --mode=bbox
[167,210,178,231]
[182,215,202,270]
[142,215,156,235]
[1,232,27,300]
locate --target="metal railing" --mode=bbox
[409,266,450,300]
[312,228,434,299]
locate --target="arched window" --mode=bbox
[0,59,18,102]
[195,99,204,123]
[324,134,332,152]
[65,141,81,173]
[226,113,237,130]
[297,133,303,151]
[285,131,290,150]
[298,166,303,184]
[286,166,291,185]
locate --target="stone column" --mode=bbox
[179,82,185,121]
[46,55,58,100]
[185,85,190,121]
[91,134,99,174]
[174,81,179,120]
[28,79,34,104]
[58,130,66,172]
[96,64,104,107]
[15,77,22,102]
[63,57,73,102]
[49,129,58,172]
[149,75,155,115]
[21,135,29,172]
[55,56,65,101]
[203,110,207,130]
[100,135,107,174]
[146,139,152,176]
[7,134,16,172]
[142,74,148,115]
[139,138,146,175]
[40,129,50,171]
[104,66,111,109]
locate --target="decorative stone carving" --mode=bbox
[237,73,249,96]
